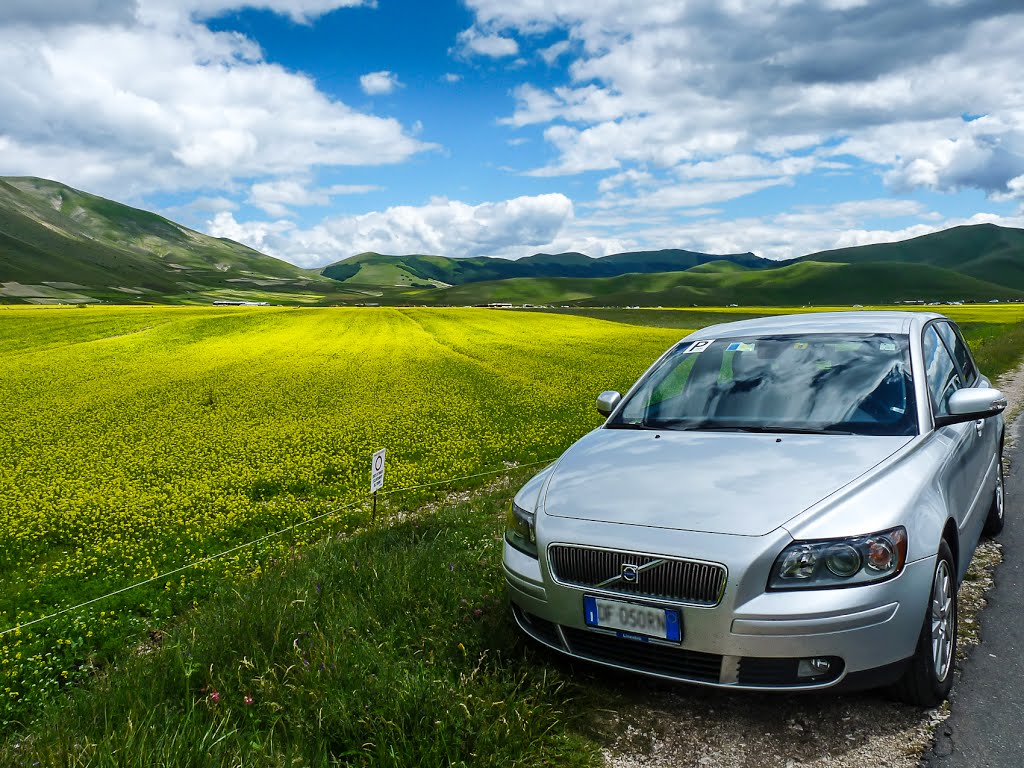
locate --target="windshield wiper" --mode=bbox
[727,424,855,435]
[642,419,855,435]
[605,422,659,430]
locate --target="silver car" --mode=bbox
[504,311,1006,705]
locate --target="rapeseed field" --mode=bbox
[0,306,683,721]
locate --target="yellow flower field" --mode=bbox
[0,305,684,719]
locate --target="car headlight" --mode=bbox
[768,527,908,590]
[505,501,538,557]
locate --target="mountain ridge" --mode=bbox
[3,176,1024,307]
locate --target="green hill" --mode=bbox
[411,260,1023,307]
[0,177,335,304]
[685,260,751,274]
[318,248,773,287]
[791,224,1024,290]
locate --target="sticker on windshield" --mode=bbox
[793,342,809,350]
[683,339,715,354]
[725,342,755,352]
[880,342,897,352]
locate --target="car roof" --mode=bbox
[684,310,945,341]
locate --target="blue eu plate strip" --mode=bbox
[583,596,598,626]
[665,611,681,642]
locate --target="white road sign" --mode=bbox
[370,448,386,494]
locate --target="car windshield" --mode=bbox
[607,333,918,437]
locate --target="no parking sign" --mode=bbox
[370,448,386,494]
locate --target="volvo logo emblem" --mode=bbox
[596,558,667,589]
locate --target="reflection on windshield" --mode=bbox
[608,334,918,437]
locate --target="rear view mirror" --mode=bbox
[597,390,622,417]
[934,387,1007,428]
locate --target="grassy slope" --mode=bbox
[0,177,334,303]
[413,260,1024,306]
[793,223,1024,290]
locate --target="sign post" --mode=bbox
[370,448,386,521]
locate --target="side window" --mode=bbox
[923,326,963,417]
[936,322,977,384]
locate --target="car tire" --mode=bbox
[894,539,957,707]
[983,452,1005,537]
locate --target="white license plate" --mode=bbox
[584,595,682,642]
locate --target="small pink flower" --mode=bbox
[473,608,483,618]
[209,689,220,703]
[244,695,254,706]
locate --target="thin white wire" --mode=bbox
[0,457,555,637]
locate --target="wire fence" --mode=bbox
[0,457,556,638]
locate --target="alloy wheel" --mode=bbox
[931,559,955,681]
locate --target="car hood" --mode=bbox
[541,428,912,536]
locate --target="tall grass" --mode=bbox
[2,474,600,767]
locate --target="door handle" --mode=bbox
[976,419,985,436]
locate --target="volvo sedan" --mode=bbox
[503,312,1006,705]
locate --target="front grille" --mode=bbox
[548,545,726,605]
[562,627,723,683]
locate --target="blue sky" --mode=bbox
[2,0,1024,266]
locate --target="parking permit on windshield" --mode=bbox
[684,339,715,354]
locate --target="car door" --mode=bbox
[922,323,977,574]
[935,320,996,547]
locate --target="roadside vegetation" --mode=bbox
[3,475,601,767]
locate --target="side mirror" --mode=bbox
[934,387,1007,428]
[596,390,622,417]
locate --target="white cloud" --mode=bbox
[247,178,380,216]
[454,27,518,58]
[142,0,371,25]
[207,210,296,253]
[359,70,401,95]
[464,0,1024,201]
[206,193,575,266]
[0,3,430,200]
[539,40,570,65]
[442,72,462,83]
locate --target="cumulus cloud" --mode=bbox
[359,70,401,95]
[464,0,1024,202]
[0,2,430,199]
[206,193,575,266]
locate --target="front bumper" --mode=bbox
[503,525,933,691]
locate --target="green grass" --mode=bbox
[3,476,601,768]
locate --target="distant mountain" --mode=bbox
[789,224,1024,291]
[4,175,1024,307]
[0,176,332,304]
[318,248,774,287]
[411,260,1023,307]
